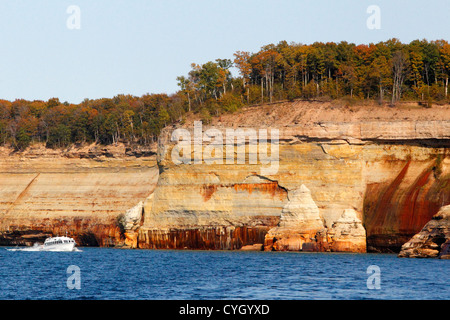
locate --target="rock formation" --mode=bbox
[264,185,327,251]
[398,205,450,259]
[327,209,366,253]
[119,201,144,248]
[264,188,366,252]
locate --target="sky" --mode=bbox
[0,0,449,104]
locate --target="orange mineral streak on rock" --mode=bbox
[233,181,285,199]
[399,166,434,234]
[200,184,218,202]
[124,231,139,248]
[138,226,272,250]
[200,181,286,202]
[366,160,411,236]
[364,158,450,252]
[329,241,367,253]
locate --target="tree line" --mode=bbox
[1,38,449,150]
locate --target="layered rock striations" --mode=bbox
[264,185,328,252]
[138,168,287,249]
[119,201,145,248]
[139,102,450,252]
[0,143,158,247]
[327,209,366,252]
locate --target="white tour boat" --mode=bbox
[42,236,77,251]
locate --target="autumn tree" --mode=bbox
[216,58,233,96]
[233,51,252,103]
[391,50,409,104]
[177,76,194,112]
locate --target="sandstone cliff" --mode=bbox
[0,143,158,247]
[138,101,450,252]
[1,101,449,253]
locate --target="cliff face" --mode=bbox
[398,205,450,258]
[0,143,158,247]
[2,102,449,253]
[138,101,450,252]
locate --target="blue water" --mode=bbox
[0,248,448,300]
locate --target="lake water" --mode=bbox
[0,248,448,300]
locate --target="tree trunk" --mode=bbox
[187,92,191,112]
[446,77,448,98]
[261,78,264,103]
[247,87,250,104]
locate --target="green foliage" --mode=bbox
[47,124,71,148]
[15,128,31,150]
[158,107,170,127]
[303,81,317,99]
[200,108,212,124]
[220,92,242,113]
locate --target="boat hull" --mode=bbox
[42,243,76,251]
[6,243,78,252]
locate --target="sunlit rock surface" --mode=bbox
[120,201,145,248]
[327,209,366,253]
[264,185,327,251]
[139,102,450,252]
[398,205,450,258]
[0,143,158,247]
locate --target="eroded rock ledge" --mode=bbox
[398,205,450,259]
[263,185,366,252]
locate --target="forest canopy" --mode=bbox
[2,38,450,150]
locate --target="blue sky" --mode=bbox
[0,0,449,103]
